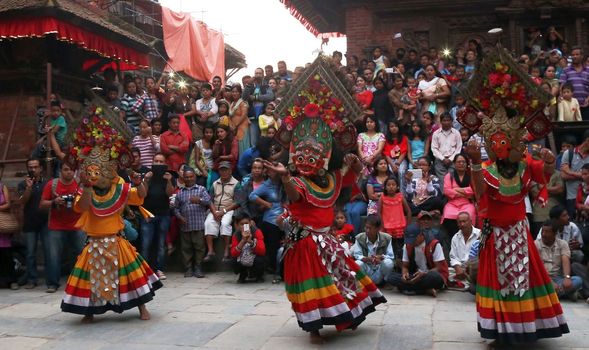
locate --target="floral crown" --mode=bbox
[67,106,133,169]
[459,44,553,139]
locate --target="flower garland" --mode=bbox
[473,62,541,120]
[70,106,129,161]
[283,74,348,132]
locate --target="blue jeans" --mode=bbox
[25,227,48,284]
[356,258,394,285]
[140,215,171,272]
[248,120,260,150]
[345,201,367,235]
[45,230,86,288]
[552,275,582,298]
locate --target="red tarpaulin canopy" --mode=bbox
[161,7,225,82]
[0,16,149,67]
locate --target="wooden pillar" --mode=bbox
[45,62,53,176]
[508,19,517,53]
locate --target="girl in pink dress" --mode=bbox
[357,115,385,177]
[378,177,411,263]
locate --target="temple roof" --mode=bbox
[0,0,150,51]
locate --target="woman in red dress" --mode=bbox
[466,105,568,344]
[263,117,385,344]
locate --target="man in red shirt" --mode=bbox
[160,115,189,171]
[39,163,85,293]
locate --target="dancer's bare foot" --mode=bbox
[309,330,325,344]
[138,304,150,320]
[81,315,94,323]
[427,288,437,298]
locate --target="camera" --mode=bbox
[27,170,35,178]
[61,194,75,209]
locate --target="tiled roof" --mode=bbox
[0,0,149,48]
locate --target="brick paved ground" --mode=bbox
[0,272,588,350]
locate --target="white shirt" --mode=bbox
[402,241,445,272]
[195,98,218,116]
[449,227,481,267]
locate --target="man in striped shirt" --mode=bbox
[174,168,211,278]
[559,46,589,120]
[121,80,145,135]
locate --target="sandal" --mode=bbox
[203,253,216,262]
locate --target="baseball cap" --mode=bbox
[417,211,433,220]
[218,161,232,169]
[404,223,423,245]
[550,49,562,57]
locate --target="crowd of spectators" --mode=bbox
[0,36,588,306]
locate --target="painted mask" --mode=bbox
[490,132,511,160]
[85,163,116,189]
[293,139,325,177]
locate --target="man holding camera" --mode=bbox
[18,158,48,289]
[39,162,84,293]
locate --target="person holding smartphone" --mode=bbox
[141,153,176,280]
[230,213,266,283]
[386,223,448,296]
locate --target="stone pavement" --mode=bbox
[0,272,588,350]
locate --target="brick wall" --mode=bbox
[0,95,43,161]
[345,5,374,59]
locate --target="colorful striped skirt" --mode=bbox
[284,232,386,332]
[61,234,162,315]
[476,219,569,343]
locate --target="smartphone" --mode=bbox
[407,168,422,179]
[243,223,250,233]
[27,170,35,178]
[384,67,397,74]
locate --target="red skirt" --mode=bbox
[284,233,386,332]
[476,220,569,343]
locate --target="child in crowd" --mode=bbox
[558,83,582,122]
[459,128,471,154]
[46,100,67,149]
[449,93,466,130]
[259,102,279,137]
[421,111,438,142]
[378,177,411,267]
[407,119,430,169]
[333,209,355,243]
[266,126,277,139]
[357,115,385,177]
[192,122,215,187]
[216,100,230,128]
[399,77,419,122]
[383,120,408,188]
[530,66,543,85]
[151,118,163,136]
[132,119,160,168]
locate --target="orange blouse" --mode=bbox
[74,180,143,236]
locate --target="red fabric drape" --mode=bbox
[0,16,149,67]
[161,7,225,82]
[82,59,140,72]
